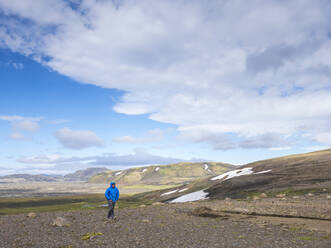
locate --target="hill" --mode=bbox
[135,149,331,203]
[0,174,60,183]
[0,167,109,183]
[64,167,109,181]
[89,162,235,186]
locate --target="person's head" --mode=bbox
[110,181,116,188]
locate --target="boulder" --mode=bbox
[26,212,36,218]
[191,207,223,218]
[52,217,70,227]
[260,193,267,198]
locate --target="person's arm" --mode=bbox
[105,188,110,200]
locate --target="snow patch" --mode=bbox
[170,190,209,203]
[155,167,160,171]
[115,171,122,176]
[142,168,148,173]
[161,189,178,196]
[178,188,189,192]
[255,169,272,174]
[211,167,273,181]
[204,163,212,173]
[211,167,253,181]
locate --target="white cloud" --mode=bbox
[0,115,42,133]
[48,119,70,125]
[313,132,331,146]
[17,154,61,164]
[240,133,290,149]
[1,1,331,149]
[55,127,104,149]
[0,115,25,121]
[269,146,291,151]
[12,119,40,132]
[11,62,23,69]
[113,128,163,143]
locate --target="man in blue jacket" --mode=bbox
[105,181,120,219]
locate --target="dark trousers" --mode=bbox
[107,200,116,218]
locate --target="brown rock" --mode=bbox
[260,193,267,198]
[234,207,249,213]
[26,212,36,218]
[152,202,164,206]
[191,207,223,218]
[52,217,70,227]
[276,194,286,198]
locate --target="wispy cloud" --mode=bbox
[8,132,26,141]
[48,119,70,125]
[0,115,43,133]
[113,129,163,144]
[15,149,200,174]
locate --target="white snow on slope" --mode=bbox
[170,190,208,203]
[142,168,147,173]
[178,188,189,192]
[211,167,253,181]
[204,163,212,173]
[155,167,160,171]
[161,189,178,196]
[115,171,122,176]
[255,169,272,174]
[211,168,272,181]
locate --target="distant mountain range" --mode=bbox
[0,167,109,183]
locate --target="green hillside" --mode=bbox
[88,162,234,186]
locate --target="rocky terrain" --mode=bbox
[0,195,330,248]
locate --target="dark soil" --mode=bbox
[1,198,330,248]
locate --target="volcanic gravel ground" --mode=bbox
[1,201,331,248]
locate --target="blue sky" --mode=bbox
[0,0,330,175]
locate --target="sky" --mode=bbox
[0,0,330,175]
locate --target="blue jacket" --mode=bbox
[105,182,120,202]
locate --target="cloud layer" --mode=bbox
[1,0,331,149]
[15,149,192,174]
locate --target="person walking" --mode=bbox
[105,181,120,219]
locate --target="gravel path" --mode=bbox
[0,201,331,248]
